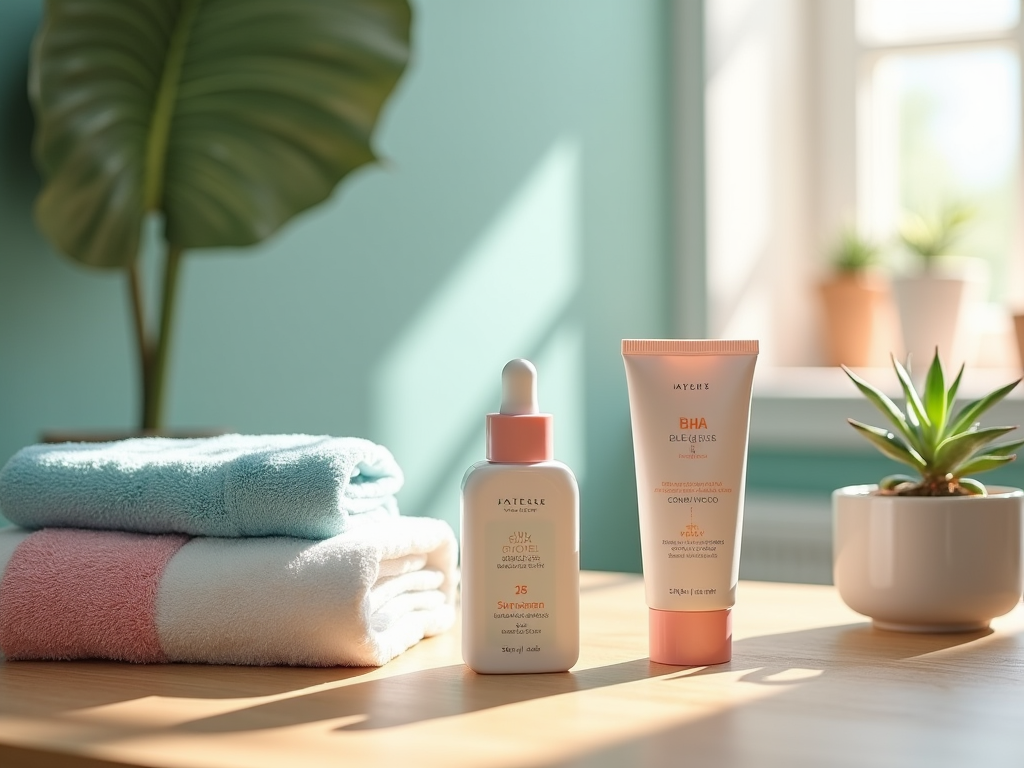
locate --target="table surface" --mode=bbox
[1,572,1023,768]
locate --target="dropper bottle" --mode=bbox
[460,359,580,674]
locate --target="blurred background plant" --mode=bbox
[831,226,882,275]
[29,0,412,431]
[891,201,986,372]
[818,225,894,368]
[898,202,976,270]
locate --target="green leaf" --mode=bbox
[832,227,880,273]
[947,378,1022,437]
[943,363,965,438]
[922,350,946,435]
[958,478,988,496]
[973,437,1024,458]
[899,204,975,260]
[880,474,917,491]
[954,436,1024,475]
[31,0,412,267]
[891,355,933,454]
[933,426,1018,473]
[847,419,927,471]
[954,454,1017,476]
[841,365,920,451]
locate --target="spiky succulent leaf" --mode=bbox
[973,438,1024,458]
[958,478,988,496]
[944,363,965,424]
[952,437,1024,475]
[933,426,1018,473]
[923,351,947,436]
[847,419,927,470]
[841,365,921,452]
[954,453,1018,476]
[891,355,932,445]
[947,378,1021,437]
[844,351,1020,494]
[900,204,975,261]
[880,474,917,491]
[832,227,880,273]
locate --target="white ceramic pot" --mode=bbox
[892,274,969,368]
[833,485,1023,632]
[891,257,988,371]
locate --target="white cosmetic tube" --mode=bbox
[622,339,758,665]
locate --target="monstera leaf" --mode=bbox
[29,0,411,430]
[31,0,412,268]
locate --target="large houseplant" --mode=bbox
[30,0,412,431]
[833,352,1024,632]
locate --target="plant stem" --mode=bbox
[128,261,153,429]
[144,243,184,430]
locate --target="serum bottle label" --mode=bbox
[486,518,556,654]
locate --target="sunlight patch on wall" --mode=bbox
[370,139,583,526]
[706,6,774,356]
[531,318,585,486]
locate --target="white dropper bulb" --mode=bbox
[499,359,539,415]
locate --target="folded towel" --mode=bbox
[0,516,457,666]
[0,434,404,539]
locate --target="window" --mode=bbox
[701,0,1024,369]
[858,0,1021,354]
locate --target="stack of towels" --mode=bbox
[0,434,457,667]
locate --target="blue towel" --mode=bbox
[0,434,404,539]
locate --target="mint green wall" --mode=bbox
[0,0,671,570]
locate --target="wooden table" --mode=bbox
[1,572,1023,768]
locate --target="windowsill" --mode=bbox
[750,366,1024,449]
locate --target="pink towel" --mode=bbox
[0,517,457,666]
[0,529,188,662]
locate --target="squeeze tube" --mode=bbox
[621,339,758,665]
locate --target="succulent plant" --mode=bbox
[832,226,881,274]
[899,203,975,268]
[843,351,1022,496]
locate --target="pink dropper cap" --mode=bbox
[486,359,553,463]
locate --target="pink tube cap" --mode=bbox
[649,607,732,666]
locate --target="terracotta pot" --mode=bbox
[1013,313,1024,370]
[818,272,895,367]
[833,485,1023,632]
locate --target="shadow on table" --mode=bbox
[0,574,643,719]
[3,615,1014,752]
[175,657,661,733]
[174,619,1007,734]
[679,620,993,685]
[540,625,1024,768]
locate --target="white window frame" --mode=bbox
[674,0,1024,447]
[834,1,1024,298]
[817,0,1024,346]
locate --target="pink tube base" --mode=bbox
[649,607,732,666]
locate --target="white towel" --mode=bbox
[0,516,458,667]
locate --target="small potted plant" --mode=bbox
[833,351,1024,632]
[818,227,895,367]
[893,204,986,370]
